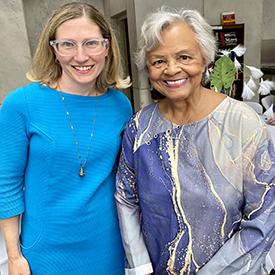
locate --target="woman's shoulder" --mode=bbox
[107,88,133,117]
[108,88,128,100]
[128,102,157,122]
[214,96,267,139]
[133,102,158,118]
[4,82,47,101]
[2,82,36,106]
[2,82,59,116]
[108,87,131,104]
[220,97,263,121]
[0,83,40,123]
[127,102,159,131]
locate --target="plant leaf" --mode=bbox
[210,56,236,92]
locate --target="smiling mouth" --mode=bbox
[165,79,187,85]
[73,65,94,71]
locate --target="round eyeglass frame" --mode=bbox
[50,38,109,56]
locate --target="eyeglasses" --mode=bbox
[50,38,109,56]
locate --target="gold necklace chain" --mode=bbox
[60,89,98,177]
[168,89,205,140]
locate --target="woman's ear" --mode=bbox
[105,38,111,57]
[201,59,207,73]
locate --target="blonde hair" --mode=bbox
[27,2,131,90]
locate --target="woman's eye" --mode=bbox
[61,41,74,48]
[153,60,165,67]
[86,40,99,47]
[180,55,189,61]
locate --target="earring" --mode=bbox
[55,58,59,64]
[149,85,154,92]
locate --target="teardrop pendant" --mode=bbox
[60,89,98,180]
[79,167,85,177]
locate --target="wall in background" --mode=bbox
[0,0,31,104]
[0,0,273,109]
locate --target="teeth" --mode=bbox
[166,79,186,85]
[74,66,92,71]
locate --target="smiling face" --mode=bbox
[54,16,109,92]
[146,22,205,101]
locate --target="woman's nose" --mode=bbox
[164,60,181,75]
[74,46,89,62]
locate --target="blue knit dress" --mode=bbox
[0,82,132,274]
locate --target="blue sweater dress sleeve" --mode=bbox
[0,86,29,218]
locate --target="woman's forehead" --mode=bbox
[146,23,200,56]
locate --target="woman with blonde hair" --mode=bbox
[0,2,132,274]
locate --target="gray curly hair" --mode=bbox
[135,6,217,75]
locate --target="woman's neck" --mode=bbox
[159,88,226,125]
[56,77,101,97]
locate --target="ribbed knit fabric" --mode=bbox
[0,82,132,274]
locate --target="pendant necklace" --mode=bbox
[167,89,205,140]
[60,86,98,177]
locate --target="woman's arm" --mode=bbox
[115,121,153,275]
[0,216,31,275]
[197,128,275,275]
[115,192,153,275]
[268,117,275,126]
[0,87,31,274]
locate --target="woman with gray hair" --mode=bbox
[116,6,275,275]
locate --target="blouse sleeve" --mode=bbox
[197,125,275,275]
[0,88,29,219]
[266,241,275,272]
[115,120,153,274]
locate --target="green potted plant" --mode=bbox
[209,44,275,119]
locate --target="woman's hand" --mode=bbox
[0,216,31,274]
[268,117,275,126]
[8,252,31,275]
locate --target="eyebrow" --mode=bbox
[148,54,165,59]
[148,49,195,59]
[176,49,195,55]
